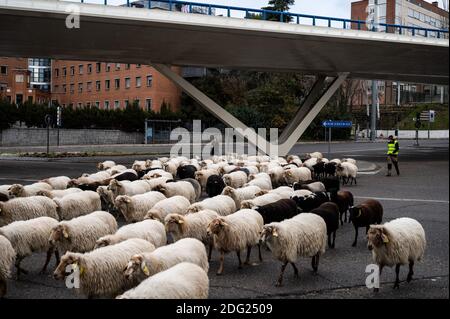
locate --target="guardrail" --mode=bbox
[74,0,449,39]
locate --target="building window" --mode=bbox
[135,99,140,108]
[146,75,153,87]
[54,85,59,92]
[96,62,101,73]
[145,98,152,112]
[96,81,101,91]
[125,77,131,89]
[87,64,92,74]
[78,102,83,108]
[115,63,121,70]
[87,81,92,92]
[54,68,59,77]
[114,100,120,109]
[78,83,83,93]
[62,84,67,93]
[70,66,75,76]
[125,64,131,70]
[124,99,129,108]
[0,66,7,75]
[106,63,111,72]
[70,84,74,94]
[136,64,141,68]
[104,100,110,110]
[86,102,91,108]
[115,78,120,89]
[62,67,67,77]
[95,101,100,108]
[15,74,24,83]
[78,65,83,75]
[105,79,110,90]
[136,76,142,88]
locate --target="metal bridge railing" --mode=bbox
[73,0,449,39]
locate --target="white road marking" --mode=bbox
[357,169,382,175]
[355,196,449,204]
[0,178,38,182]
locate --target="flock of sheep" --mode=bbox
[0,152,426,298]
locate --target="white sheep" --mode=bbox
[165,210,219,261]
[194,169,218,190]
[0,196,59,226]
[219,165,239,175]
[117,262,209,299]
[221,185,263,208]
[207,209,263,275]
[131,160,148,172]
[8,182,53,198]
[240,193,283,209]
[306,152,323,159]
[268,166,286,188]
[115,192,166,223]
[245,172,272,190]
[37,188,83,199]
[0,217,59,278]
[96,186,115,212]
[49,211,117,254]
[154,181,196,204]
[260,213,327,286]
[54,191,102,220]
[144,196,191,222]
[336,162,358,185]
[69,171,111,186]
[106,165,128,175]
[97,160,116,171]
[96,219,167,249]
[367,217,426,290]
[222,171,248,189]
[108,179,152,198]
[143,177,172,190]
[283,167,312,185]
[40,176,71,190]
[342,158,357,165]
[162,160,179,177]
[53,238,155,298]
[142,169,173,180]
[270,186,294,198]
[123,238,208,283]
[185,195,236,216]
[291,189,313,198]
[302,157,318,170]
[0,235,15,298]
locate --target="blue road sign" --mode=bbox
[322,120,352,128]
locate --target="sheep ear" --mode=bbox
[141,261,150,276]
[62,226,69,239]
[381,229,389,243]
[125,198,131,203]
[177,219,184,224]
[272,228,279,237]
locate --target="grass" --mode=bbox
[398,103,449,130]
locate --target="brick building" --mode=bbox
[0,57,50,105]
[50,61,181,112]
[351,0,449,107]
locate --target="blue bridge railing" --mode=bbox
[74,0,449,39]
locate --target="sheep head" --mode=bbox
[367,226,390,250]
[54,253,82,280]
[186,205,201,214]
[36,190,52,198]
[0,202,3,214]
[207,218,229,236]
[97,162,104,170]
[123,254,144,279]
[8,184,24,197]
[49,224,70,246]
[165,214,185,234]
[221,186,234,196]
[260,225,280,245]
[348,206,363,222]
[94,235,113,249]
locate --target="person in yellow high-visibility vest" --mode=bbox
[386,135,400,176]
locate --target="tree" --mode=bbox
[262,0,295,22]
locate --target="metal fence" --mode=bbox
[70,0,449,39]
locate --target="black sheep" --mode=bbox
[330,190,354,225]
[349,199,383,247]
[176,165,197,180]
[292,180,315,190]
[312,161,325,180]
[0,193,9,202]
[137,167,161,179]
[310,202,340,248]
[324,162,337,177]
[113,170,139,182]
[292,192,329,212]
[255,199,300,224]
[206,175,225,197]
[322,176,340,194]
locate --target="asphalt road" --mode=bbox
[0,139,448,299]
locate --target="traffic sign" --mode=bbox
[322,120,352,128]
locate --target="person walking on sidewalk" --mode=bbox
[386,135,400,176]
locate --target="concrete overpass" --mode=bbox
[0,0,448,155]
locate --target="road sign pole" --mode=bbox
[328,127,331,159]
[371,80,377,141]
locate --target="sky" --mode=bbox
[71,0,448,19]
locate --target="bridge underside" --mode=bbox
[0,0,448,155]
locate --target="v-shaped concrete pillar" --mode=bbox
[152,63,348,156]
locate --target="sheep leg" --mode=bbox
[340,211,344,226]
[0,279,6,299]
[276,261,288,287]
[236,251,243,269]
[393,264,401,289]
[54,249,60,265]
[208,243,213,262]
[352,226,358,247]
[291,263,299,278]
[15,257,28,280]
[40,247,54,274]
[407,261,414,283]
[244,246,252,265]
[217,251,225,275]
[312,253,320,273]
[332,231,336,249]
[258,244,263,262]
[327,235,332,249]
